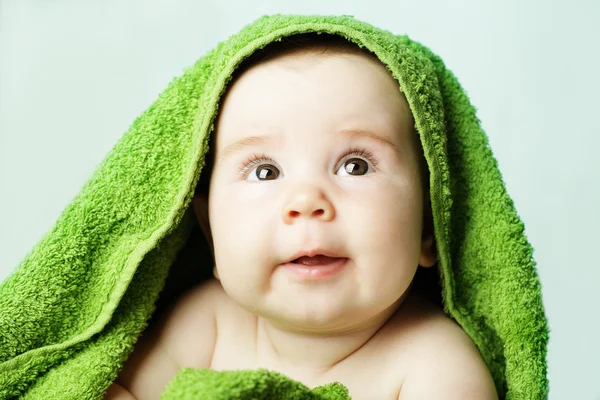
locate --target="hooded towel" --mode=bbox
[0,14,548,400]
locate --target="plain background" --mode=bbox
[0,1,598,398]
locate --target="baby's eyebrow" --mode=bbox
[338,129,399,152]
[218,135,274,163]
[217,129,398,163]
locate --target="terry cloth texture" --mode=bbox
[160,369,351,399]
[0,14,548,400]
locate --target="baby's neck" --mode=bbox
[255,290,410,381]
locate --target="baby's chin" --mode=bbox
[263,316,381,336]
[218,267,411,334]
[245,295,406,336]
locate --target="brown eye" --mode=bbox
[342,158,369,176]
[253,164,280,181]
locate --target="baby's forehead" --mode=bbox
[216,53,413,136]
[196,40,426,195]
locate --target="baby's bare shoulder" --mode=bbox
[112,278,224,399]
[392,293,498,399]
[160,278,227,366]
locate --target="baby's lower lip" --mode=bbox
[282,257,348,280]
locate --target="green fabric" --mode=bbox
[0,14,548,400]
[161,369,350,400]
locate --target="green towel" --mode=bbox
[0,14,548,400]
[160,369,350,400]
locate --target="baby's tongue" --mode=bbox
[294,255,340,266]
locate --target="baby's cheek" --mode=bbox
[353,191,420,298]
[353,186,421,255]
[210,189,276,269]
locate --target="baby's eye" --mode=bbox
[246,163,280,181]
[336,158,372,176]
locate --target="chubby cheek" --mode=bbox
[348,180,423,294]
[208,183,277,290]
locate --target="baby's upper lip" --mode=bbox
[283,249,346,264]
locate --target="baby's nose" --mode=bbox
[281,184,335,224]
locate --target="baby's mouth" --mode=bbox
[285,254,348,279]
[291,255,345,266]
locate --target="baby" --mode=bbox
[105,33,498,399]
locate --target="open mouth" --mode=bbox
[290,254,344,266]
[285,255,348,279]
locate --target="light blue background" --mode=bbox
[1,1,598,398]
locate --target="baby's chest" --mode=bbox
[206,325,404,400]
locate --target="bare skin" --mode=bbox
[105,50,498,399]
[107,278,497,399]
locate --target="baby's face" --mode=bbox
[206,51,433,332]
